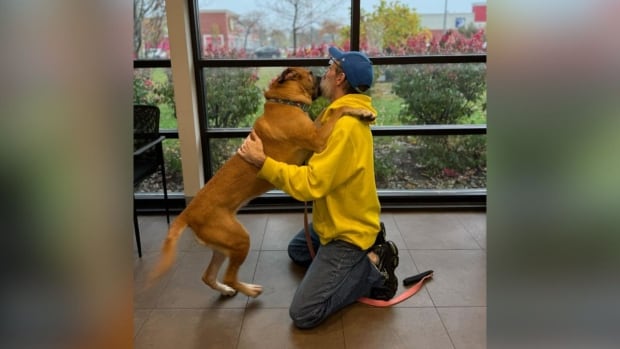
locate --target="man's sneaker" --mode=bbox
[372,222,387,248]
[369,240,399,300]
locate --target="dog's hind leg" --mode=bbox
[223,249,263,298]
[202,250,237,296]
[220,223,263,298]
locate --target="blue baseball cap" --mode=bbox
[328,46,373,91]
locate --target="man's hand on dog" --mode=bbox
[238,130,266,168]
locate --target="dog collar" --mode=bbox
[266,98,311,113]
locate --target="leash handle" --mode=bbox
[358,271,433,307]
[303,201,315,259]
[403,269,434,286]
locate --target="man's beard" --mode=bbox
[319,78,333,100]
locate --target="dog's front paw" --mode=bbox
[357,111,376,122]
[343,108,376,122]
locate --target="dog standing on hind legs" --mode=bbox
[146,67,375,298]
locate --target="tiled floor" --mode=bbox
[134,211,486,349]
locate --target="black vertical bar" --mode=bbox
[351,0,360,50]
[187,0,213,181]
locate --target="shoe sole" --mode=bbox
[385,241,399,269]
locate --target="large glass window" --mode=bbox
[134,0,170,59]
[374,135,486,190]
[192,0,487,204]
[133,0,182,196]
[369,63,487,126]
[360,0,487,57]
[196,1,350,59]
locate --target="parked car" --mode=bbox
[145,48,168,59]
[254,46,281,58]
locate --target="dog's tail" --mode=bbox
[146,215,188,287]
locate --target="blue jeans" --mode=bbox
[287,223,384,329]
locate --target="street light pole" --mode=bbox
[443,0,448,32]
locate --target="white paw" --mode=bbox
[216,282,237,296]
[242,283,263,298]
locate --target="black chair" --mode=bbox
[133,105,170,257]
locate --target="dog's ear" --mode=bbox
[277,68,298,83]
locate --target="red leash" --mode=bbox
[303,203,433,307]
[357,270,434,306]
[303,202,315,259]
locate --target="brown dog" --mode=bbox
[147,67,375,297]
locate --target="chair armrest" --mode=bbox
[133,135,166,156]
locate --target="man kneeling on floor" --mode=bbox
[238,47,399,329]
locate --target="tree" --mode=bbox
[458,22,481,38]
[265,0,340,53]
[238,11,265,51]
[363,0,422,53]
[318,19,342,44]
[268,29,288,49]
[133,0,166,58]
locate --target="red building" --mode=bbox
[473,2,487,23]
[198,10,246,55]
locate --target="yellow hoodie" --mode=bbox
[257,94,381,250]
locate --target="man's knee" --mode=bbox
[288,244,312,268]
[289,306,323,329]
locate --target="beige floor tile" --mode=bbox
[261,212,309,251]
[133,309,151,338]
[134,308,244,349]
[454,212,487,250]
[342,305,454,349]
[133,211,487,349]
[134,252,177,309]
[155,250,259,309]
[379,213,407,248]
[237,308,345,349]
[248,250,306,308]
[438,307,487,349]
[394,212,481,250]
[237,212,268,250]
[134,215,175,254]
[413,250,486,306]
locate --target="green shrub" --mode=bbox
[204,68,262,128]
[390,63,486,177]
[374,28,488,182]
[308,96,330,120]
[133,69,175,111]
[203,69,263,172]
[391,63,486,125]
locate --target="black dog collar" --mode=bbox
[266,98,311,113]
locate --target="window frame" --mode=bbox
[133,0,487,212]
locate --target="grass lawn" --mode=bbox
[250,67,286,120]
[154,67,486,129]
[371,81,404,125]
[256,66,284,90]
[159,104,177,129]
[253,68,406,125]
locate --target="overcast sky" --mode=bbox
[198,0,483,16]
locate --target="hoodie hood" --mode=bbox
[321,94,377,123]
